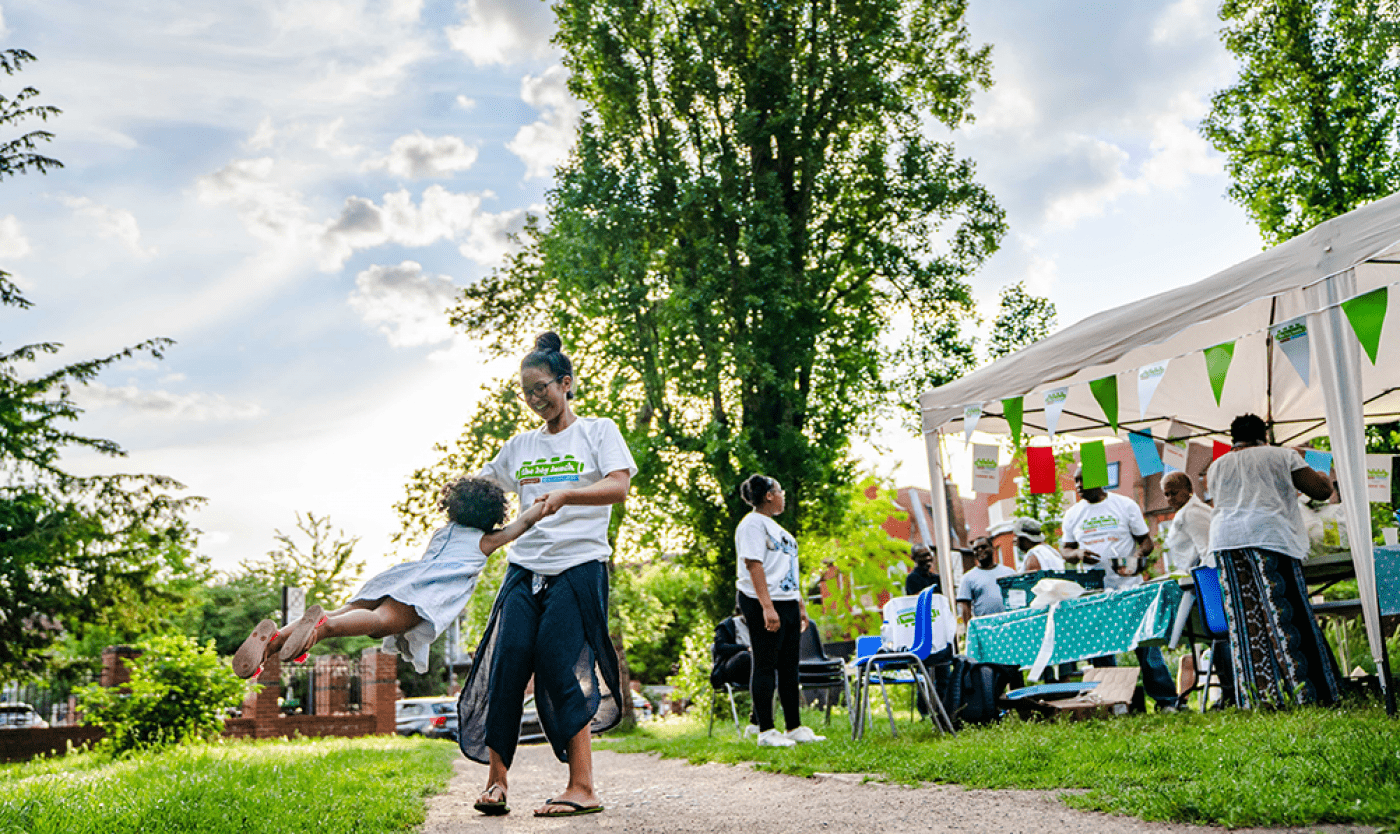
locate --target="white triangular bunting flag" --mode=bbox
[963,403,982,446]
[1043,388,1068,439]
[1271,316,1311,386]
[1137,360,1169,420]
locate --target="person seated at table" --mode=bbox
[957,537,1015,624]
[1061,470,1179,711]
[905,544,942,596]
[1013,517,1064,573]
[1206,413,1340,709]
[1163,471,1236,707]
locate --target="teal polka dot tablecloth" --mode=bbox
[965,580,1186,668]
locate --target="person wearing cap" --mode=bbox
[1061,469,1179,711]
[1013,517,1064,573]
[904,544,942,596]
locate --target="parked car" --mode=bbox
[0,702,48,729]
[395,697,455,737]
[632,692,653,722]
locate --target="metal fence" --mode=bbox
[271,655,362,716]
[1,670,97,727]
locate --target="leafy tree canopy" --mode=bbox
[0,51,203,680]
[1201,0,1400,245]
[238,511,365,609]
[400,0,1005,614]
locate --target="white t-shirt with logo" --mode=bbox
[477,416,638,575]
[1061,492,1150,591]
[735,512,801,602]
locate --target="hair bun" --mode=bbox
[534,332,563,353]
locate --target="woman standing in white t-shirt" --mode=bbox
[735,474,824,748]
[458,332,638,818]
[1207,413,1339,709]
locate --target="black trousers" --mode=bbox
[737,593,802,732]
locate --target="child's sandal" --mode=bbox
[277,605,326,663]
[232,619,277,679]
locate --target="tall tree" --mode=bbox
[0,50,204,680]
[239,511,365,608]
[986,281,1057,362]
[403,0,1003,609]
[1201,0,1400,245]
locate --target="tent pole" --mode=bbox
[923,426,959,634]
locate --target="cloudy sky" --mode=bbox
[1,0,1264,575]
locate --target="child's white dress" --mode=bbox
[349,523,487,673]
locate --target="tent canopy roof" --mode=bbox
[919,193,1400,443]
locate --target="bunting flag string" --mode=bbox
[1026,445,1056,494]
[1079,440,1109,489]
[950,278,1399,438]
[1088,375,1119,435]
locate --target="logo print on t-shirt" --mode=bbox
[515,455,585,485]
[768,530,799,593]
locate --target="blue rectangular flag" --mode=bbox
[1128,429,1164,477]
[1305,448,1333,475]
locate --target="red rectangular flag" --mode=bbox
[1027,445,1056,494]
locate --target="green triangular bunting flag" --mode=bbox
[1342,287,1388,364]
[1203,341,1235,406]
[1003,396,1024,448]
[1079,440,1109,489]
[1088,376,1119,434]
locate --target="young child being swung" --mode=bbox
[233,476,543,678]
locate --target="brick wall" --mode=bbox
[0,726,104,763]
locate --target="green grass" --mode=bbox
[0,736,458,834]
[600,706,1400,830]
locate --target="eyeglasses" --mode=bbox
[517,375,565,401]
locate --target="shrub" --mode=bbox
[667,617,716,716]
[77,633,248,753]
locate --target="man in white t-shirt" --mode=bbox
[1060,470,1178,710]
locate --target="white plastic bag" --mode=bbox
[1028,578,1086,609]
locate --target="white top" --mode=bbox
[1061,492,1150,591]
[1165,494,1213,570]
[1207,445,1309,560]
[477,416,638,575]
[1020,543,1065,572]
[735,512,801,602]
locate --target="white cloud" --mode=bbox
[455,95,476,111]
[0,8,8,40]
[348,260,459,346]
[364,131,479,179]
[60,197,156,257]
[445,0,557,66]
[0,215,31,260]
[508,66,580,179]
[248,115,276,149]
[77,382,265,422]
[319,185,527,269]
[196,157,316,249]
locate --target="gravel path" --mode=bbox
[418,742,1377,834]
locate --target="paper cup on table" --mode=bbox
[1383,527,1398,547]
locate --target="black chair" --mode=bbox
[798,622,850,726]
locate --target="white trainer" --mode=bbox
[784,726,826,743]
[742,723,760,738]
[756,729,796,747]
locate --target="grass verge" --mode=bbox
[0,735,458,834]
[599,706,1400,829]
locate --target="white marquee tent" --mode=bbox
[918,193,1400,710]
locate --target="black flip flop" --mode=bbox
[474,784,509,816]
[534,799,604,817]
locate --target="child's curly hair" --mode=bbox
[437,476,508,531]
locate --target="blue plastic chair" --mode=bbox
[1190,565,1230,709]
[849,588,956,739]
